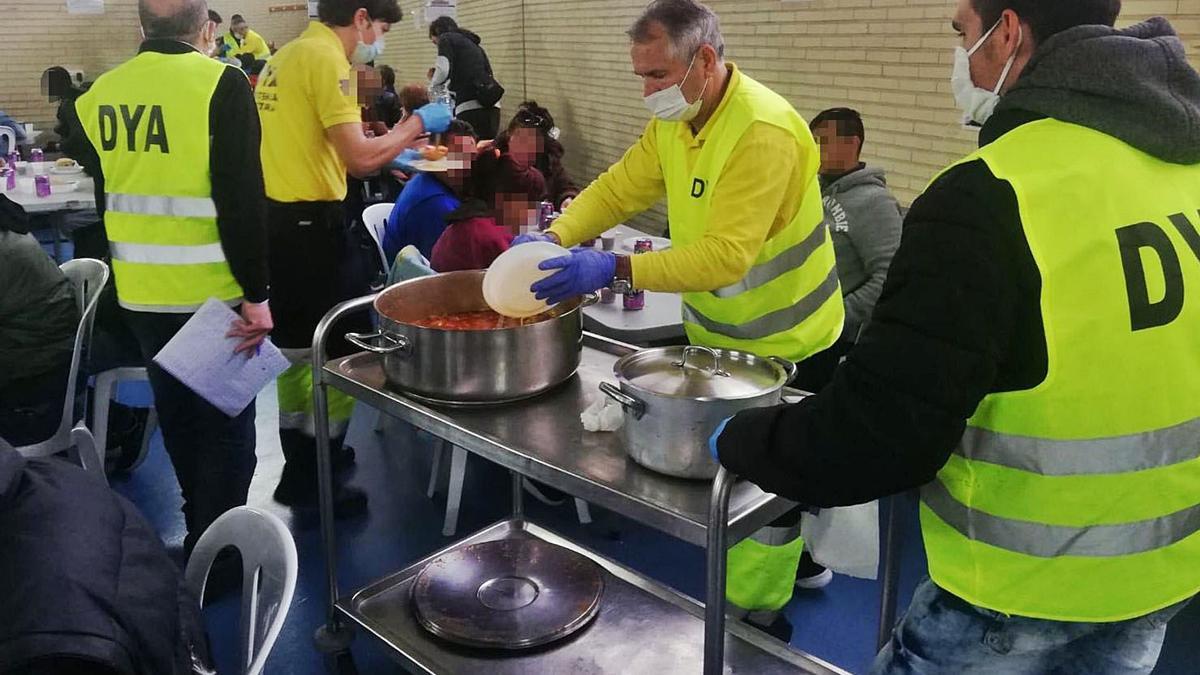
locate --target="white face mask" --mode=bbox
[952,18,1022,126]
[352,22,385,64]
[644,53,709,122]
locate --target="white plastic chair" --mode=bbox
[92,366,158,472]
[422,435,593,537]
[10,258,107,482]
[361,202,393,272]
[185,506,297,675]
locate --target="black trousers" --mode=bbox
[266,201,372,488]
[265,200,372,354]
[457,106,501,140]
[123,310,257,554]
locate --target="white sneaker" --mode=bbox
[795,553,834,589]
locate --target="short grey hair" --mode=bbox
[139,0,209,41]
[628,0,725,62]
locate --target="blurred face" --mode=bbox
[508,126,542,167]
[496,191,538,233]
[355,66,384,104]
[812,121,861,175]
[444,133,477,189]
[232,20,248,38]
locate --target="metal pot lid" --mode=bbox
[614,345,787,400]
[411,538,604,650]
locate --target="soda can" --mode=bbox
[34,174,51,198]
[537,201,555,230]
[623,289,645,311]
[30,147,44,162]
[623,237,653,311]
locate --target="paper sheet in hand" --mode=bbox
[153,298,290,417]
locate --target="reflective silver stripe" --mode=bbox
[117,297,240,313]
[921,478,1200,558]
[958,417,1200,477]
[110,241,227,265]
[107,193,218,218]
[711,225,827,299]
[682,267,840,341]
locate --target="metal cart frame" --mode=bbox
[309,295,897,674]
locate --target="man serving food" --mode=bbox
[512,0,842,630]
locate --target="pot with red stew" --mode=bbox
[346,271,585,404]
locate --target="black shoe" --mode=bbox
[273,476,369,519]
[795,551,833,590]
[743,613,794,643]
[103,406,149,475]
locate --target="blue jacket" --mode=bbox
[0,448,212,674]
[382,173,461,263]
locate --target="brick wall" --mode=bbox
[381,0,1199,231]
[1,1,308,132]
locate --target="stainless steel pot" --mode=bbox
[346,271,585,404]
[600,346,795,479]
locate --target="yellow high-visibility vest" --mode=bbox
[77,50,242,312]
[654,71,843,361]
[922,118,1200,622]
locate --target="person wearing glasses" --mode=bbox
[493,102,579,212]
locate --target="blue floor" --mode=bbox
[109,385,1198,675]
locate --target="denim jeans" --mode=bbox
[124,310,258,554]
[872,578,1188,675]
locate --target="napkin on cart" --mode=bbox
[153,298,291,418]
[581,393,624,432]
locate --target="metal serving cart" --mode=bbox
[308,294,859,674]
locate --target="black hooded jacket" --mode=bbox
[434,29,497,106]
[715,18,1200,506]
[0,448,212,674]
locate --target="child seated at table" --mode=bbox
[430,151,547,273]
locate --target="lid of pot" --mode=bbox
[411,538,604,649]
[613,346,787,400]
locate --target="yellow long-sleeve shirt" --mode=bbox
[222,29,271,61]
[548,69,813,293]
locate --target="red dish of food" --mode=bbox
[411,310,554,331]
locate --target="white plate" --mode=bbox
[620,235,671,252]
[483,241,570,318]
[51,165,83,175]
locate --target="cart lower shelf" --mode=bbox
[336,518,846,675]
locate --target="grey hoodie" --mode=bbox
[996,17,1200,165]
[820,165,903,341]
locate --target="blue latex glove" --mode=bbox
[413,103,453,134]
[531,250,617,305]
[512,232,558,246]
[709,416,733,462]
[388,148,422,170]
